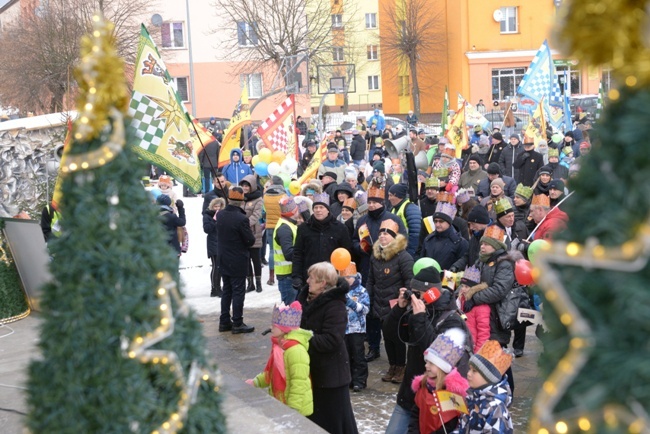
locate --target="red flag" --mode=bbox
[257,95,296,157]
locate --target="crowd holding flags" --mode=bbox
[218,86,252,168]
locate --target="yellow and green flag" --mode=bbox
[128,25,202,192]
[524,97,547,144]
[218,86,251,168]
[445,101,467,159]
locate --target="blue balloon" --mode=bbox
[255,162,268,177]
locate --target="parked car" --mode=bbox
[483,110,528,132]
[569,95,598,120]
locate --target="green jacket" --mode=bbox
[253,328,313,416]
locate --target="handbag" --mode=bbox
[496,284,531,331]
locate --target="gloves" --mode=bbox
[346,297,356,310]
[176,199,184,209]
[449,266,458,273]
[522,152,531,159]
[292,277,303,291]
[517,239,530,254]
[510,238,520,252]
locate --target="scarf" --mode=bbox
[262,336,300,403]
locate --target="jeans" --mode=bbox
[202,168,213,194]
[385,403,410,434]
[277,276,297,305]
[220,276,246,326]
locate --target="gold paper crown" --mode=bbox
[342,198,357,210]
[432,168,449,178]
[494,198,513,217]
[475,340,513,376]
[531,194,551,208]
[548,148,560,158]
[367,187,385,200]
[483,225,506,241]
[425,177,440,188]
[379,219,400,235]
[515,183,534,200]
[340,262,357,277]
[436,191,455,204]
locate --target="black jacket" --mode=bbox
[292,214,353,283]
[450,228,485,272]
[349,134,366,161]
[202,187,229,212]
[297,277,351,388]
[216,204,255,277]
[203,209,219,257]
[329,182,354,218]
[198,140,220,170]
[418,226,469,271]
[160,205,186,254]
[498,143,525,180]
[514,149,545,187]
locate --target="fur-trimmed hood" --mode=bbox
[300,180,323,196]
[372,233,408,261]
[410,368,468,395]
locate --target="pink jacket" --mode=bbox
[460,295,491,353]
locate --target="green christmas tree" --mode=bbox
[26,16,226,434]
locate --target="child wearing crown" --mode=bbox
[409,328,469,434]
[246,301,314,416]
[457,265,491,353]
[342,262,370,392]
[452,340,514,434]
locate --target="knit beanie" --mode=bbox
[466,205,490,224]
[156,194,172,207]
[490,178,505,190]
[487,162,502,175]
[470,340,513,384]
[373,160,386,174]
[468,154,482,166]
[388,183,408,199]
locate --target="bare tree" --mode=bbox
[380,0,446,116]
[0,0,153,114]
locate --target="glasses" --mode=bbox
[433,219,446,224]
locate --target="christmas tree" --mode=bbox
[530,1,650,432]
[26,16,226,433]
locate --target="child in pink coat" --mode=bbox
[457,266,491,353]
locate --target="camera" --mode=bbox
[402,289,421,300]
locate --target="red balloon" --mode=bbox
[330,248,352,271]
[514,259,535,286]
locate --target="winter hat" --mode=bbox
[271,301,303,333]
[441,143,456,158]
[388,183,408,199]
[375,137,384,145]
[423,328,467,373]
[478,135,490,147]
[461,265,482,287]
[312,192,330,209]
[158,175,173,187]
[327,143,339,152]
[156,194,172,207]
[509,133,520,141]
[410,266,443,297]
[425,177,440,189]
[487,162,502,175]
[243,150,252,157]
[480,225,507,251]
[531,194,551,208]
[549,179,565,192]
[474,124,483,132]
[228,186,245,202]
[279,195,298,217]
[468,154,483,165]
[470,340,513,384]
[456,188,474,205]
[149,187,162,201]
[367,187,385,204]
[341,262,358,278]
[547,148,560,158]
[344,167,358,181]
[538,165,553,176]
[494,198,514,218]
[579,141,591,150]
[492,132,503,141]
[490,178,505,190]
[515,184,533,201]
[352,129,360,135]
[379,219,400,238]
[466,205,490,224]
[320,171,338,181]
[271,175,284,186]
[433,201,457,225]
[372,160,386,174]
[551,133,563,144]
[565,131,575,139]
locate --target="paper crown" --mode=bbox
[342,198,357,211]
[436,191,456,204]
[483,225,506,242]
[296,198,310,213]
[515,183,534,200]
[562,146,573,155]
[367,187,385,202]
[229,187,245,201]
[531,194,551,208]
[272,301,303,331]
[279,196,298,217]
[312,192,330,206]
[379,219,400,236]
[547,148,560,158]
[425,177,440,189]
[432,167,449,178]
[340,261,357,277]
[441,143,456,157]
[423,328,466,374]
[494,198,513,217]
[461,265,482,286]
[456,188,474,205]
[158,175,173,186]
[470,340,513,383]
[434,201,457,220]
[354,191,368,207]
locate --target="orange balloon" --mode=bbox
[330,248,351,271]
[272,150,286,164]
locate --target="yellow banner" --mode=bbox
[445,102,467,158]
[298,133,331,184]
[524,98,547,144]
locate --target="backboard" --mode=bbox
[273,54,310,94]
[316,64,356,95]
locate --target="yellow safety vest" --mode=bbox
[393,199,411,233]
[46,204,62,237]
[273,219,298,276]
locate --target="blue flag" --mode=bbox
[563,77,573,133]
[517,41,563,108]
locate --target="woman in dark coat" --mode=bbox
[203,197,225,297]
[297,262,359,434]
[157,194,186,255]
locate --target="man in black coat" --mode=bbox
[198,140,220,194]
[217,187,256,334]
[417,205,469,270]
[513,141,545,187]
[157,195,186,255]
[349,129,366,164]
[498,134,525,181]
[202,172,229,212]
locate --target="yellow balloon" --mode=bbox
[258,148,272,164]
[251,155,260,166]
[289,180,301,195]
[272,150,286,164]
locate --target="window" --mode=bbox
[240,73,262,98]
[333,47,344,62]
[331,14,343,28]
[556,64,581,95]
[398,75,410,96]
[367,45,378,60]
[237,22,258,47]
[601,69,614,93]
[499,7,518,34]
[171,77,189,102]
[491,67,526,101]
[161,22,184,48]
[365,13,377,29]
[368,75,380,91]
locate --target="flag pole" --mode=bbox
[292,94,299,162]
[540,96,547,141]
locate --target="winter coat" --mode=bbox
[329,182,354,218]
[317,158,347,183]
[202,184,229,212]
[264,183,286,230]
[534,207,568,241]
[345,274,370,334]
[252,328,314,416]
[513,149,545,187]
[292,214,353,283]
[216,204,255,277]
[391,198,422,257]
[514,203,529,225]
[476,175,516,200]
[297,277,352,388]
[498,143,525,180]
[198,140,220,169]
[160,204,186,254]
[459,287,491,353]
[547,162,569,181]
[222,149,253,185]
[486,140,506,167]
[419,196,437,218]
[419,226,469,271]
[367,234,414,320]
[459,168,488,191]
[453,377,513,434]
[369,113,386,131]
[350,134,366,161]
[408,369,469,434]
[203,208,220,257]
[468,250,515,346]
[241,174,264,248]
[385,290,466,412]
[450,229,485,272]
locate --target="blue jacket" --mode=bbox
[345,274,370,334]
[222,149,253,185]
[368,113,386,131]
[453,377,513,434]
[391,198,421,258]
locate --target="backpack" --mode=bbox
[495,283,531,331]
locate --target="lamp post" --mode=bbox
[185,0,197,117]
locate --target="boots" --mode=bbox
[210,271,222,297]
[382,365,397,382]
[246,276,255,293]
[255,276,263,293]
[391,366,405,384]
[267,270,275,286]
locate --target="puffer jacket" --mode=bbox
[345,274,370,334]
[253,328,314,416]
[264,183,286,230]
[366,234,414,320]
[391,198,422,257]
[241,174,264,248]
[468,250,515,346]
[453,376,513,433]
[419,226,469,271]
[498,143,525,180]
[350,134,366,161]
